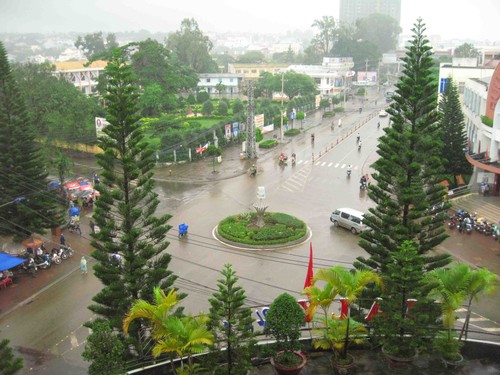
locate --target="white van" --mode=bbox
[330,208,366,234]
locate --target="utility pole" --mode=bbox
[245,80,257,160]
[365,59,369,102]
[280,72,285,143]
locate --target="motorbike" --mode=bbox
[19,257,38,277]
[358,142,362,151]
[60,245,74,260]
[278,154,288,166]
[347,169,352,177]
[360,180,368,190]
[248,166,257,177]
[178,223,189,239]
[32,255,51,270]
[49,250,62,265]
[67,218,82,234]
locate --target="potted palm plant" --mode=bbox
[428,264,471,367]
[264,292,307,375]
[305,266,381,373]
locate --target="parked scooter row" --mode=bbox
[448,209,499,239]
[16,243,74,277]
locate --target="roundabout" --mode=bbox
[212,211,312,251]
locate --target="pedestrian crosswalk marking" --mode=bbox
[320,162,326,167]
[315,161,321,166]
[334,163,339,168]
[328,162,333,167]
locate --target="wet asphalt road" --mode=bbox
[2,98,499,374]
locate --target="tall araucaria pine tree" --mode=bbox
[0,41,63,237]
[354,18,451,275]
[86,47,180,360]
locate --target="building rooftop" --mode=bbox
[52,60,107,71]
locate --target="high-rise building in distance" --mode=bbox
[339,0,401,26]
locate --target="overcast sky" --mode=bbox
[0,0,499,41]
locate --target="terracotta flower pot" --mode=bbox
[270,351,307,375]
[382,346,418,371]
[441,353,464,369]
[331,353,356,374]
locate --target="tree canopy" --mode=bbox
[165,18,218,73]
[0,41,63,237]
[454,43,480,58]
[355,13,402,54]
[87,47,179,361]
[355,18,450,274]
[438,76,471,186]
[75,32,118,60]
[311,16,337,56]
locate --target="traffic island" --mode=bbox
[213,212,311,251]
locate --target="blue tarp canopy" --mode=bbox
[0,252,26,271]
[69,207,81,217]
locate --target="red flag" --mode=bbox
[299,243,314,322]
[304,242,314,289]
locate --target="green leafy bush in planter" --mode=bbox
[217,212,307,245]
[259,140,278,148]
[284,129,300,136]
[334,107,344,113]
[323,111,335,117]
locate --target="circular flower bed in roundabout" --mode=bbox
[214,212,311,250]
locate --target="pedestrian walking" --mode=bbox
[89,220,95,234]
[93,172,100,185]
[60,233,66,246]
[80,256,88,274]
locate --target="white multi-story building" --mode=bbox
[285,57,355,97]
[462,63,500,195]
[197,73,245,98]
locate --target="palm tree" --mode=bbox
[306,266,382,360]
[152,314,214,372]
[427,264,470,359]
[458,267,497,340]
[123,287,214,374]
[428,265,469,335]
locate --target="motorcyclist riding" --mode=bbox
[291,153,296,165]
[358,140,362,151]
[347,164,352,177]
[311,133,315,144]
[360,175,367,190]
[248,164,257,177]
[279,151,287,165]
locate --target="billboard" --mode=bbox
[95,117,110,137]
[254,114,265,128]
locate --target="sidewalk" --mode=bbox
[0,212,95,320]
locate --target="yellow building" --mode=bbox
[52,60,107,95]
[227,63,288,78]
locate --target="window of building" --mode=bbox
[207,78,211,83]
[251,69,257,73]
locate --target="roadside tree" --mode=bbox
[438,76,471,187]
[87,48,179,361]
[0,42,63,237]
[453,43,480,58]
[355,19,451,274]
[166,18,218,73]
[208,264,255,375]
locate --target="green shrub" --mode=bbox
[481,115,493,127]
[333,107,344,113]
[284,129,300,136]
[217,212,307,245]
[259,140,278,148]
[323,111,335,117]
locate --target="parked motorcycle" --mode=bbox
[60,245,74,260]
[49,250,62,265]
[19,257,37,277]
[32,255,51,270]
